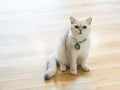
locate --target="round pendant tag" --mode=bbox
[74,43,80,50]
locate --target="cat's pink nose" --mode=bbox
[79,29,82,31]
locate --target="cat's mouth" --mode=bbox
[79,32,82,34]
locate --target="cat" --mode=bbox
[44,17,92,80]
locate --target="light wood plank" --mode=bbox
[0,0,120,90]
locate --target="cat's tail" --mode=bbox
[44,53,57,80]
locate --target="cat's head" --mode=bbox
[70,17,92,38]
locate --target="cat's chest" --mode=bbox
[74,41,89,53]
[66,38,90,55]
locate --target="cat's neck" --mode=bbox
[69,31,89,42]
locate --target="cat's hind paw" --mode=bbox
[60,64,66,72]
[81,65,90,72]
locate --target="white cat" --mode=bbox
[44,17,92,80]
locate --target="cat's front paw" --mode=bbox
[81,65,90,72]
[60,65,66,72]
[70,69,77,75]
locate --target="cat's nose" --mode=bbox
[79,29,82,31]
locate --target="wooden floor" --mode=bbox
[0,0,120,90]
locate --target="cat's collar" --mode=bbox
[74,39,87,50]
[77,38,87,44]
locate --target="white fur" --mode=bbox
[44,17,92,80]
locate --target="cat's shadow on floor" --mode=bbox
[45,65,91,83]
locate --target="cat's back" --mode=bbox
[59,27,70,44]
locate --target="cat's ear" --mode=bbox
[70,17,76,24]
[86,17,92,25]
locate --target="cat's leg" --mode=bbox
[57,53,67,72]
[57,32,69,72]
[57,47,67,72]
[60,63,66,72]
[70,55,77,74]
[81,54,90,72]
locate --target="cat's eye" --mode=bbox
[82,26,87,29]
[75,25,79,29]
